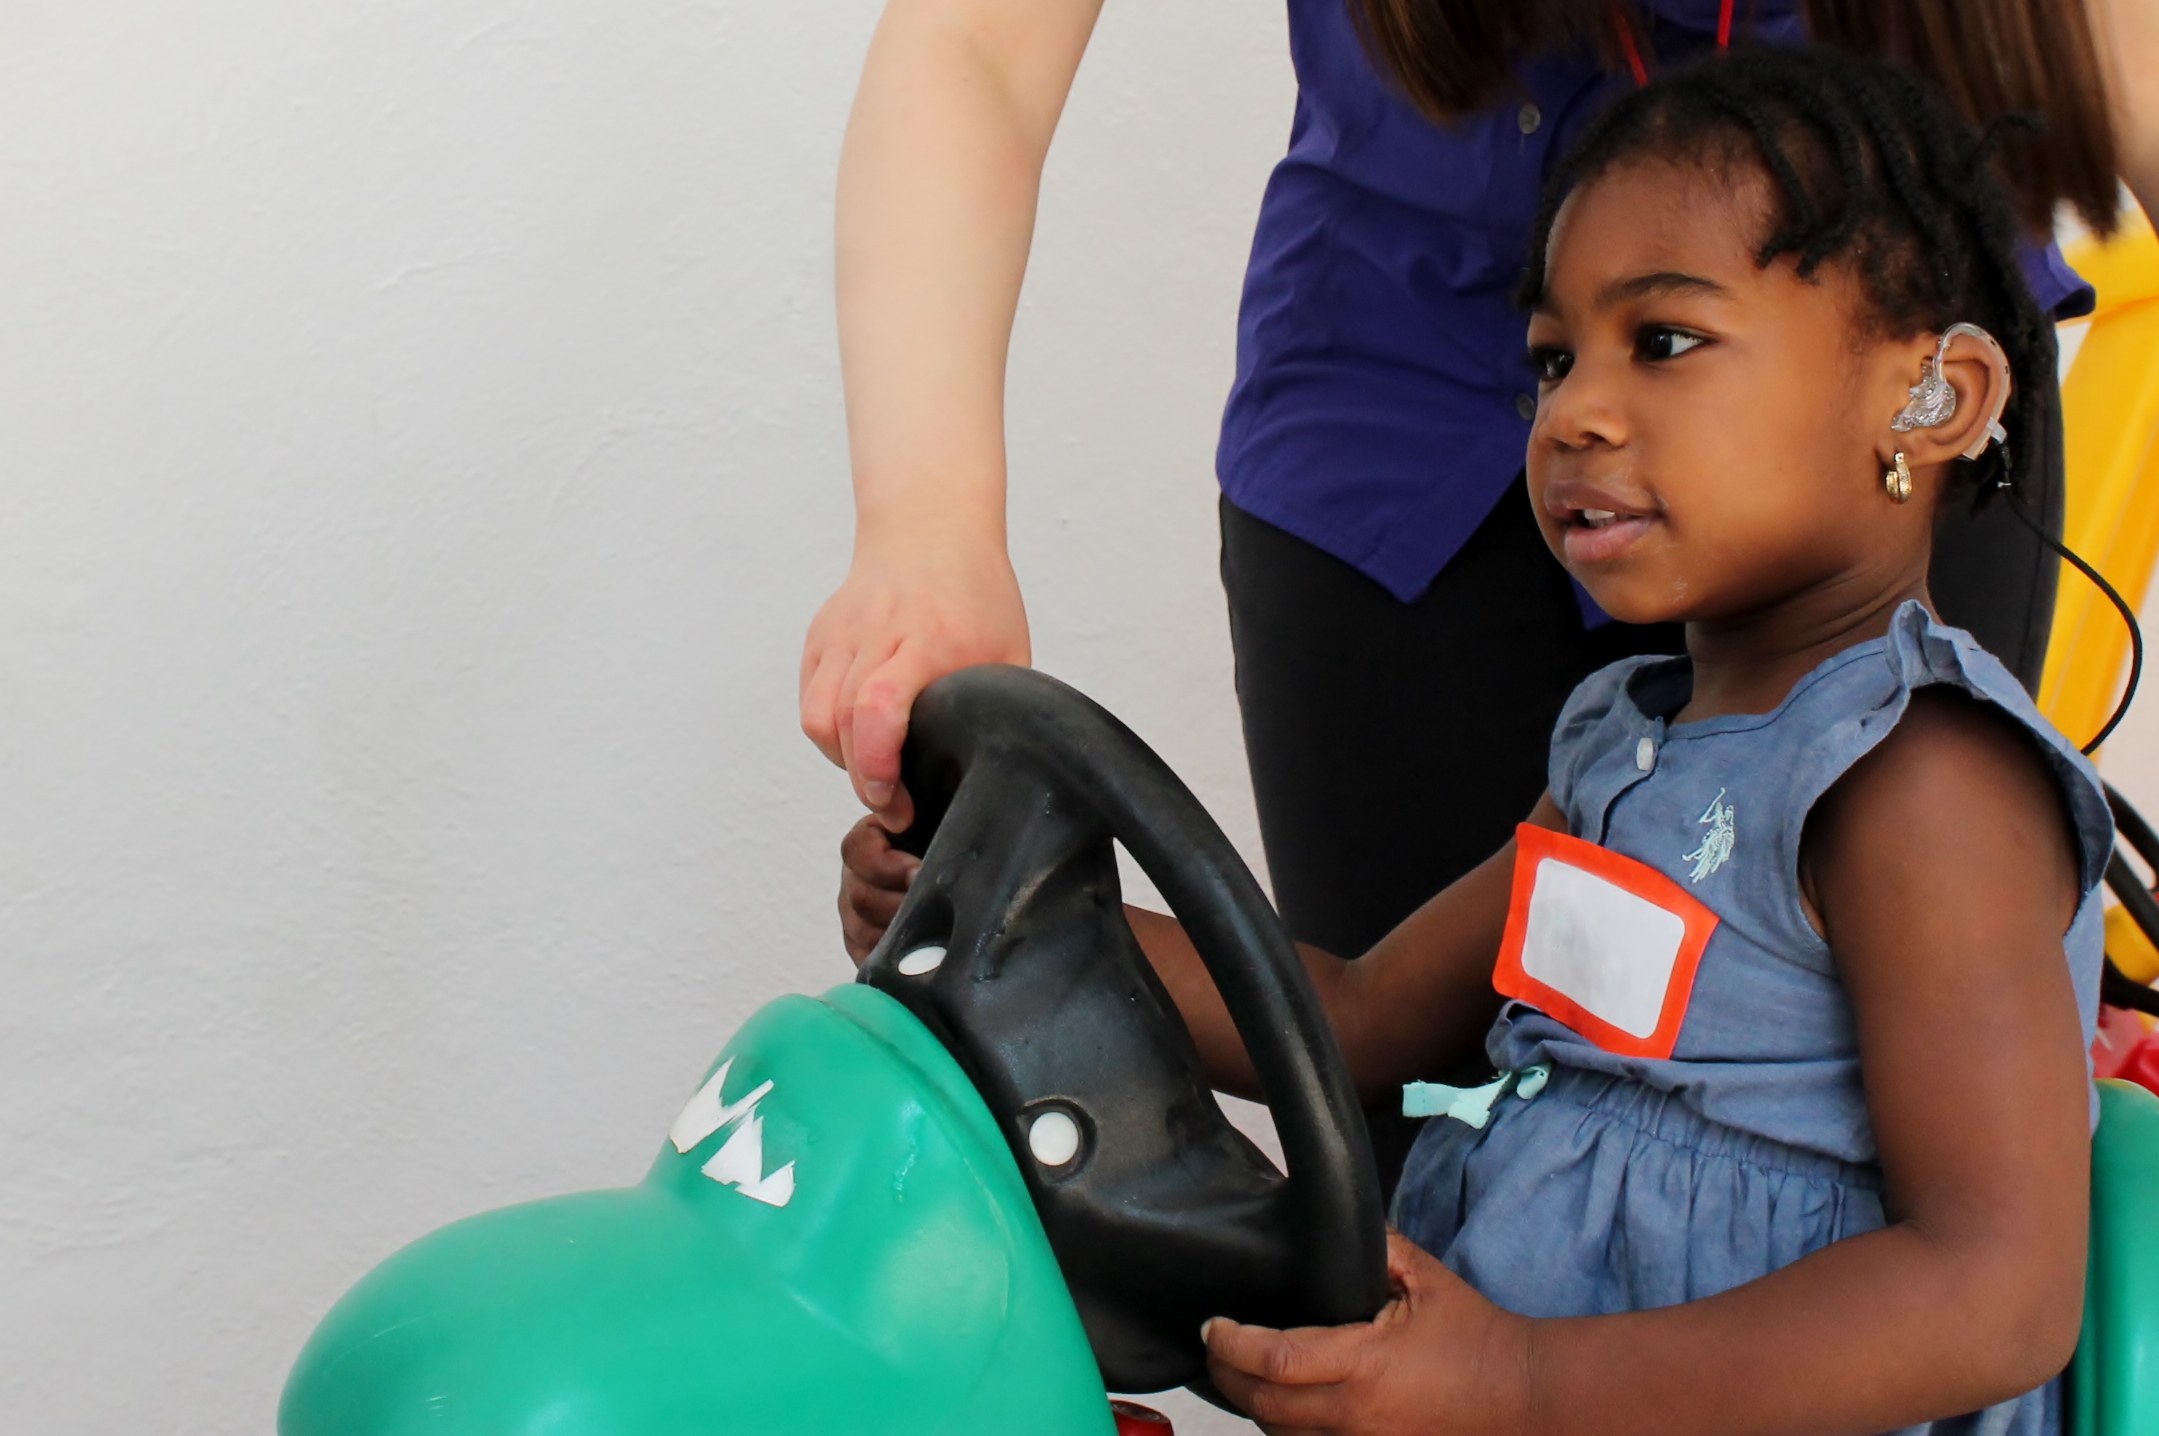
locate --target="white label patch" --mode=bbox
[1494,824,1721,1060]
[1520,859,1689,1040]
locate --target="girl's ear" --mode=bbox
[1885,326,2013,471]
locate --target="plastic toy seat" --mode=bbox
[2074,1079,2159,1434]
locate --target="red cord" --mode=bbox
[1616,0,1737,90]
[1615,12,1650,86]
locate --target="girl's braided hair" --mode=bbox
[1519,45,2052,503]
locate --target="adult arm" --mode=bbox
[803,0,1104,829]
[2091,0,2159,226]
[1206,689,2090,1435]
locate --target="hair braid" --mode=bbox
[1519,46,2053,504]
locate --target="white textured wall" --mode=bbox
[9,7,2154,1435]
[0,4,1290,1432]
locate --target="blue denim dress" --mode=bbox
[1394,602,2113,1434]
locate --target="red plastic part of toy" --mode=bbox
[1111,1400,1173,1434]
[2092,1005,2159,1097]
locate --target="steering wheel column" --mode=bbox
[860,665,1389,1395]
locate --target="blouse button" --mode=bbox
[1636,736,1656,772]
[1519,103,1542,135]
[1515,392,1536,420]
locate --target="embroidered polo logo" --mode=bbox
[1493,824,1721,1060]
[1683,787,1735,883]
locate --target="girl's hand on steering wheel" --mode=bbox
[800,540,1029,831]
[1203,1232,1533,1436]
[839,814,921,965]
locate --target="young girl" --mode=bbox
[842,46,2113,1436]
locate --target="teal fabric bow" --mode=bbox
[1401,1064,1551,1129]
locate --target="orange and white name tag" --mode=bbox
[1492,824,1721,1060]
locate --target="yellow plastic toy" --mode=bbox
[2039,207,2159,749]
[2106,905,2159,986]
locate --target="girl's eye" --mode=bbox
[1529,346,1573,384]
[1638,326,1709,361]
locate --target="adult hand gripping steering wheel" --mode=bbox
[859,665,1390,1396]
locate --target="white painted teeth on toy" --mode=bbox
[668,1058,797,1206]
[702,1111,797,1207]
[669,1059,772,1153]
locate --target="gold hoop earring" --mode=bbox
[1884,451,1913,504]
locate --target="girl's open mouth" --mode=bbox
[1561,506,1657,564]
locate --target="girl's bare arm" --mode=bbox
[1111,792,1565,1105]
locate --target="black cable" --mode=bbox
[2102,793,2159,1016]
[2106,782,2159,876]
[2000,484,2144,754]
[2104,852,2159,1016]
[2102,955,2159,1018]
[2109,853,2159,950]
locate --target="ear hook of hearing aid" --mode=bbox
[1890,322,2012,459]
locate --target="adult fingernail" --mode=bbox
[1200,1319,1217,1343]
[863,780,893,806]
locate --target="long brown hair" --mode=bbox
[1347,0,2122,234]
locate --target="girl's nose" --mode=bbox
[1535,361,1628,453]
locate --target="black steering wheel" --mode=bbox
[858,665,1390,1396]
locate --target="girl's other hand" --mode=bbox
[1203,1232,1531,1436]
[839,814,922,965]
[800,541,1029,831]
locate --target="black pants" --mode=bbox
[1222,489,1682,963]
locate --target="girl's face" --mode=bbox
[1524,157,1937,628]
